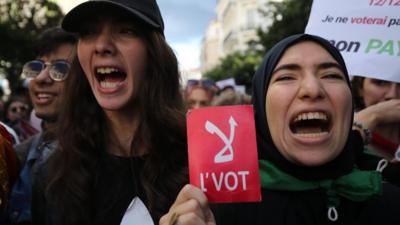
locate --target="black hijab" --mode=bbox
[253,34,361,180]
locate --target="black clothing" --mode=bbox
[212,183,400,225]
[32,153,148,225]
[92,154,146,225]
[357,150,400,186]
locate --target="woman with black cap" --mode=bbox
[32,1,187,225]
[161,34,400,225]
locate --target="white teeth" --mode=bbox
[37,93,52,98]
[96,67,119,74]
[293,112,327,122]
[295,132,329,138]
[100,81,119,89]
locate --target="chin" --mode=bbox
[98,102,131,111]
[292,153,335,167]
[95,96,128,110]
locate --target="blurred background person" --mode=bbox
[212,85,251,106]
[3,96,37,143]
[3,97,30,127]
[184,79,217,109]
[352,76,400,185]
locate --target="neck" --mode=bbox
[105,110,144,157]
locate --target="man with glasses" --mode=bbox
[7,27,77,225]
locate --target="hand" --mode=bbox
[355,99,400,130]
[159,184,216,225]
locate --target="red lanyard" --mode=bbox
[372,132,399,155]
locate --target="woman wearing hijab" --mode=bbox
[31,1,187,225]
[161,34,400,225]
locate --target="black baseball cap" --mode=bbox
[62,0,164,34]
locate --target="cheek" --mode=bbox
[331,86,353,139]
[361,85,384,106]
[336,87,352,113]
[125,46,147,73]
[77,43,91,77]
[55,84,65,98]
[265,87,290,123]
[265,88,288,138]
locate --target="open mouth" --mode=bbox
[95,66,127,89]
[289,111,331,137]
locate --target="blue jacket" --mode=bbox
[8,134,55,224]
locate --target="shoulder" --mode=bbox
[14,134,40,163]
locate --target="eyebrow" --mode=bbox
[272,62,344,74]
[272,64,300,74]
[318,62,344,72]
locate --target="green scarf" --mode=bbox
[259,160,382,207]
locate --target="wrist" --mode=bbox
[352,121,372,145]
[354,110,378,131]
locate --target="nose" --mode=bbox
[33,66,52,84]
[298,74,325,101]
[385,83,400,100]
[95,28,115,56]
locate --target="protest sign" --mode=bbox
[187,105,261,203]
[305,0,400,83]
[216,78,236,90]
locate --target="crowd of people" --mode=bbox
[0,0,399,225]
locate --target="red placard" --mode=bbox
[187,105,261,203]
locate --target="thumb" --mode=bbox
[205,208,216,225]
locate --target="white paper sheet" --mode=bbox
[120,197,154,225]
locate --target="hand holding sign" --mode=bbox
[187,105,261,203]
[159,184,216,225]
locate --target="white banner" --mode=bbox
[305,0,400,83]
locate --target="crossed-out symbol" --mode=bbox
[205,116,238,163]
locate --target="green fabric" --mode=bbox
[259,160,382,207]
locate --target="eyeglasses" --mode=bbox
[22,59,71,81]
[187,79,216,89]
[10,105,28,113]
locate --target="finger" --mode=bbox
[205,208,217,225]
[170,198,205,221]
[175,212,207,225]
[159,212,175,225]
[171,184,209,213]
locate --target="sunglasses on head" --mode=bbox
[22,59,71,81]
[187,79,215,89]
[10,105,28,113]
